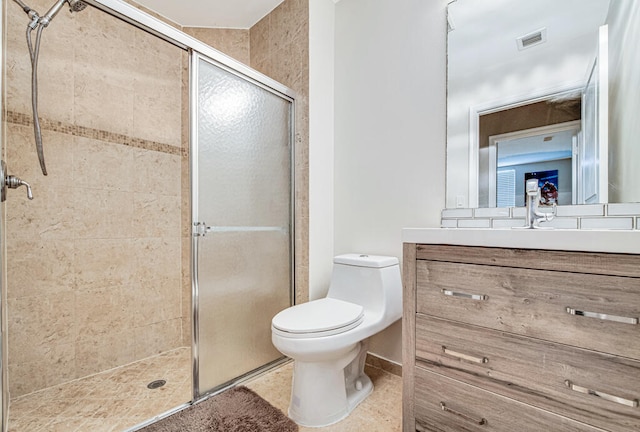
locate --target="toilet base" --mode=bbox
[287,341,373,427]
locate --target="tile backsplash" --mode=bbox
[442,204,640,230]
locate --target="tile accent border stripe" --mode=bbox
[5,110,186,157]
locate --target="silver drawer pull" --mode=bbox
[565,307,638,325]
[441,289,488,301]
[564,380,639,408]
[440,402,487,425]
[442,346,488,364]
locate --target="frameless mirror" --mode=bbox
[446,0,640,208]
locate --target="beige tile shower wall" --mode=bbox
[183,28,251,66]
[4,1,184,396]
[250,0,310,304]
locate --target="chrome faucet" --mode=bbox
[1,160,33,202]
[521,179,556,229]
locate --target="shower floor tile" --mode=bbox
[7,347,192,432]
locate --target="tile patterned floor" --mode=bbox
[246,363,402,432]
[8,349,402,432]
[8,348,192,432]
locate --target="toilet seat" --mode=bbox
[272,298,364,339]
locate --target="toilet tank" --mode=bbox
[326,254,402,322]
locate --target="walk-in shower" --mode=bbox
[12,0,88,176]
[1,0,296,430]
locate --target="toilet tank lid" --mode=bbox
[333,254,399,268]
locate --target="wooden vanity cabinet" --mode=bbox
[402,244,640,432]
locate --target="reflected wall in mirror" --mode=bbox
[446,0,640,208]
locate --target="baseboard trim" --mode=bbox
[365,353,402,377]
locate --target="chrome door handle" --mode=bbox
[193,222,287,237]
[441,289,488,301]
[440,402,487,425]
[442,346,489,364]
[565,307,638,325]
[193,221,207,237]
[564,380,639,408]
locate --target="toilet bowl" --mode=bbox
[271,254,402,427]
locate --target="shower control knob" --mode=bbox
[0,160,34,202]
[6,176,34,200]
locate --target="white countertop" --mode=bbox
[402,228,640,254]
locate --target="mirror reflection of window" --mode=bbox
[496,169,516,207]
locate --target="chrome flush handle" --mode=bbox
[1,160,34,202]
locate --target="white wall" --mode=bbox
[309,0,336,301]
[607,0,640,203]
[333,0,447,364]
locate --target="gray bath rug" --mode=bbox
[138,386,298,432]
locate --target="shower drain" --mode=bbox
[147,379,167,389]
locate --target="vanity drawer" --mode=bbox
[416,260,640,359]
[415,244,640,278]
[415,314,640,432]
[414,367,603,432]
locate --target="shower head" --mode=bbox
[39,0,87,26]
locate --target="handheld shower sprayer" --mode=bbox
[40,0,87,26]
[69,0,88,12]
[39,0,68,27]
[14,0,87,26]
[13,0,88,176]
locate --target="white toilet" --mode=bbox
[271,253,402,427]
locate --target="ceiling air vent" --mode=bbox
[517,28,547,50]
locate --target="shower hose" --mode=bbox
[26,23,48,176]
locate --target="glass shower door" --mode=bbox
[191,53,294,397]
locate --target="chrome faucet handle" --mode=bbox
[6,176,34,200]
[535,202,556,225]
[1,160,34,201]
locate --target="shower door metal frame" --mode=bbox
[82,0,297,402]
[0,4,7,431]
[189,51,296,399]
